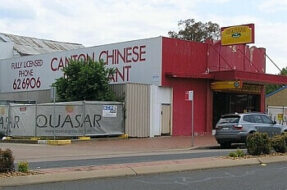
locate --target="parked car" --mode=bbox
[215,112,287,148]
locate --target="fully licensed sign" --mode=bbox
[0,37,162,93]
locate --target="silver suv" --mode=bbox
[215,112,287,148]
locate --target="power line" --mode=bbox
[265,53,282,73]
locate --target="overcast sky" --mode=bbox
[0,0,286,74]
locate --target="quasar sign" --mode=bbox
[221,24,255,46]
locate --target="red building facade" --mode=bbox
[161,37,287,136]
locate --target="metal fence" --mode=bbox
[0,101,124,137]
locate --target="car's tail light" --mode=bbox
[233,124,243,130]
[215,126,222,129]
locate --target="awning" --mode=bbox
[166,70,287,85]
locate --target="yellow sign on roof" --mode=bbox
[221,24,254,46]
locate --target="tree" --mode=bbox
[168,19,220,42]
[265,67,287,94]
[53,59,115,101]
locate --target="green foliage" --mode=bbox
[53,59,116,101]
[246,133,287,155]
[18,161,29,173]
[265,66,287,95]
[283,133,287,144]
[235,149,245,157]
[0,149,15,173]
[228,149,245,158]
[271,135,287,153]
[246,133,271,155]
[168,19,220,42]
[228,152,237,157]
[265,84,281,95]
[281,67,287,75]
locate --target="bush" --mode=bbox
[18,161,29,173]
[229,149,245,158]
[246,133,271,155]
[271,135,287,153]
[283,132,287,144]
[229,152,237,157]
[0,149,15,173]
[235,149,245,157]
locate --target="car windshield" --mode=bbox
[218,116,240,124]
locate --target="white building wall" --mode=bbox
[0,37,163,93]
[150,86,172,137]
[267,106,287,125]
[0,89,50,103]
[0,42,14,59]
[0,42,14,92]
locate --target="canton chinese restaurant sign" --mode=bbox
[0,37,162,93]
[221,24,255,46]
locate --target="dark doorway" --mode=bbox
[213,92,260,128]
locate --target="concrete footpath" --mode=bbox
[1,135,287,187]
[0,136,218,162]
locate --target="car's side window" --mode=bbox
[254,115,263,123]
[243,115,255,123]
[261,115,273,124]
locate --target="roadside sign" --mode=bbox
[221,24,255,46]
[185,90,194,146]
[278,114,283,121]
[185,91,193,101]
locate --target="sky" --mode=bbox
[0,0,286,74]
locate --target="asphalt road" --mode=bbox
[26,148,237,169]
[4,162,287,190]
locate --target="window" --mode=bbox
[219,116,240,124]
[243,115,255,123]
[253,115,263,123]
[261,115,273,124]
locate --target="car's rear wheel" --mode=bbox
[220,142,231,149]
